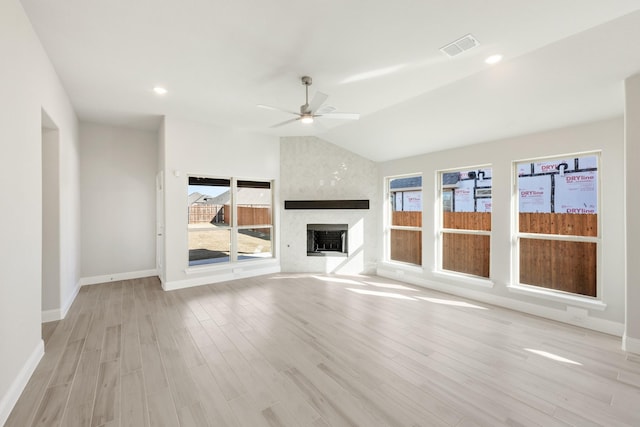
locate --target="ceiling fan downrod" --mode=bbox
[301,76,312,113]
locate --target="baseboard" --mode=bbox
[41,280,81,323]
[61,281,81,318]
[0,339,44,426]
[163,264,281,291]
[79,269,157,286]
[377,267,625,337]
[623,334,640,354]
[41,308,60,323]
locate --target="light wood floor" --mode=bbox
[6,274,640,427]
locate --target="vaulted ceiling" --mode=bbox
[20,0,640,161]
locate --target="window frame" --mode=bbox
[385,173,423,266]
[436,165,492,280]
[235,178,274,262]
[187,175,274,268]
[510,152,602,303]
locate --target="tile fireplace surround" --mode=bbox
[279,136,380,274]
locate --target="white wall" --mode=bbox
[42,126,60,313]
[625,74,640,353]
[0,0,80,423]
[157,119,166,283]
[161,117,280,290]
[80,123,158,283]
[280,136,380,274]
[378,117,626,335]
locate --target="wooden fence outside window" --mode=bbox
[390,210,597,296]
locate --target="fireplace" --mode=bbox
[307,224,348,257]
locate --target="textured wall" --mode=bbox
[280,136,380,274]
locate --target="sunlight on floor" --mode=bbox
[524,348,583,365]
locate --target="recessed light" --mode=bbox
[153,86,168,95]
[485,54,503,65]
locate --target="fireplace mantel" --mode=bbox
[284,200,369,210]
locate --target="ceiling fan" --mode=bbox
[259,76,360,128]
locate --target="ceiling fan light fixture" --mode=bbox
[261,76,359,128]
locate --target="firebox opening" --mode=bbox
[307,224,348,257]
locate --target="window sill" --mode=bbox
[432,270,494,289]
[507,283,606,311]
[185,257,277,275]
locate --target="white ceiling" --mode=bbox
[20,0,640,161]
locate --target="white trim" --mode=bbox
[378,261,424,275]
[186,258,277,275]
[440,228,491,236]
[518,232,599,243]
[79,269,157,286]
[61,281,80,318]
[623,334,640,354]
[42,308,61,323]
[377,267,623,337]
[164,263,281,291]
[432,270,495,288]
[42,280,81,323]
[0,339,44,426]
[389,225,422,232]
[507,283,606,311]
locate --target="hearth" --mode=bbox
[307,224,348,257]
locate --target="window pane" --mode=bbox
[438,168,491,279]
[517,155,597,236]
[188,227,230,265]
[390,176,422,227]
[392,210,422,227]
[238,227,272,260]
[188,178,231,226]
[441,168,491,230]
[390,229,421,265]
[237,181,272,226]
[442,233,490,278]
[443,212,491,231]
[519,238,596,297]
[519,213,597,236]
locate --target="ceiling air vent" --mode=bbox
[440,34,480,57]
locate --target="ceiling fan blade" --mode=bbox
[257,104,299,116]
[315,105,336,115]
[270,117,300,128]
[317,112,360,120]
[308,91,328,113]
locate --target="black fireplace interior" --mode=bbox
[307,224,348,257]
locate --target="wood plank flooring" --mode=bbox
[6,273,640,426]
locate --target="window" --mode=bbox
[188,177,273,267]
[236,180,273,261]
[515,154,598,297]
[188,177,231,265]
[386,175,422,265]
[438,167,492,278]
